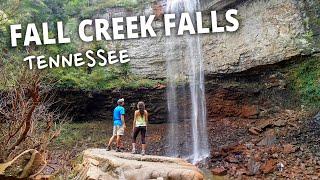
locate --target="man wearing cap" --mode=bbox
[106,98,126,152]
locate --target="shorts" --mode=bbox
[132,126,147,144]
[113,125,124,136]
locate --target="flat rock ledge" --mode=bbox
[74,149,204,180]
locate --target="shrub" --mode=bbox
[288,56,320,108]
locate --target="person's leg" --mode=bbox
[117,125,125,151]
[107,126,117,150]
[107,135,115,146]
[116,135,121,152]
[132,127,140,153]
[141,127,147,155]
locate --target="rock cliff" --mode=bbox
[104,0,319,78]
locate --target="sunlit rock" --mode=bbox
[75,149,204,180]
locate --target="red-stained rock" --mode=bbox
[288,122,298,128]
[226,155,239,163]
[269,145,281,154]
[211,150,224,158]
[273,119,286,127]
[241,105,259,119]
[261,159,277,174]
[229,144,248,154]
[254,153,262,162]
[249,127,262,135]
[257,134,277,146]
[283,144,297,154]
[247,159,261,175]
[235,168,247,176]
[211,167,227,176]
[258,120,273,130]
[206,88,242,117]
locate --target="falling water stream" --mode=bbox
[165,0,209,163]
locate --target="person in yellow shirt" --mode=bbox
[131,101,148,155]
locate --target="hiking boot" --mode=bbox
[116,147,122,152]
[131,149,137,154]
[106,146,111,151]
[141,150,145,156]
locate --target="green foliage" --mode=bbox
[50,65,162,90]
[0,0,159,91]
[304,31,314,43]
[64,0,139,19]
[288,57,320,108]
[52,121,109,149]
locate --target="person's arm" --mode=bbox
[120,107,127,128]
[121,114,126,128]
[133,111,137,130]
[145,111,148,126]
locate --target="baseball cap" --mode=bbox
[117,98,124,103]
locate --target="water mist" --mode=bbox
[165,0,209,163]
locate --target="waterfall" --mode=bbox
[165,0,209,163]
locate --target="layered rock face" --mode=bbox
[59,0,319,122]
[75,149,204,180]
[111,0,319,78]
[202,0,311,74]
[52,88,167,123]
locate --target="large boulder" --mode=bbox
[75,149,204,180]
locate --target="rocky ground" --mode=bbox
[44,106,320,179]
[205,109,320,179]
